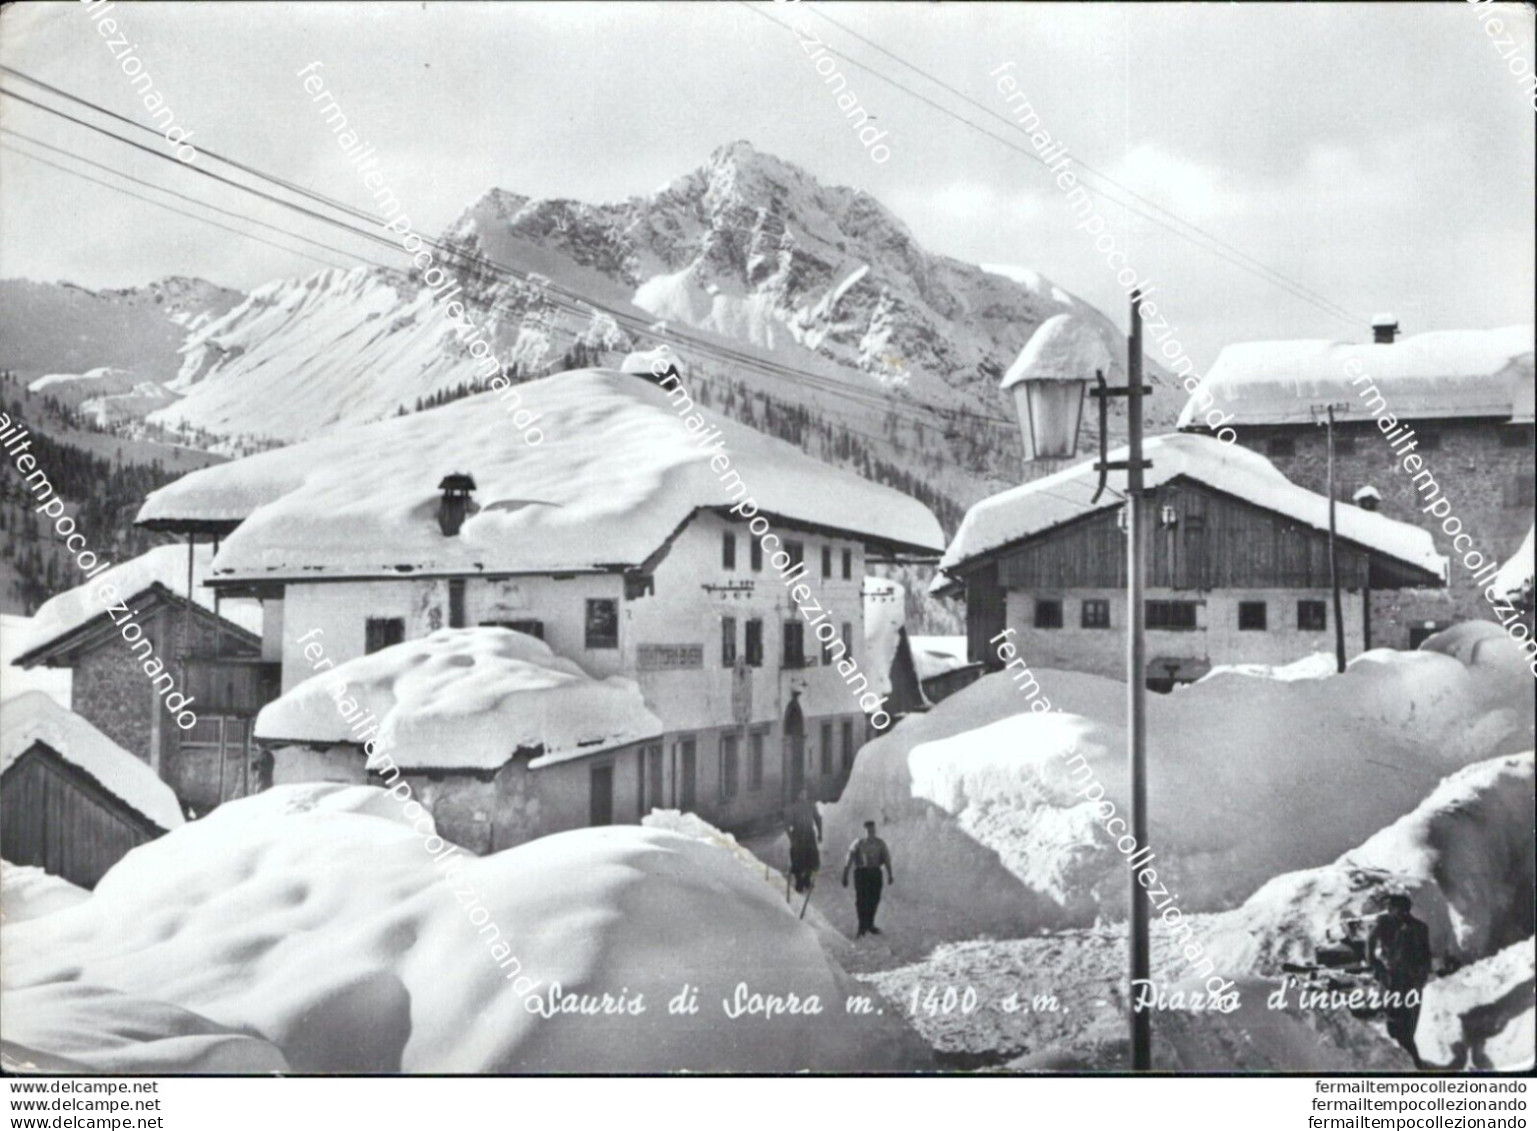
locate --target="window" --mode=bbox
[1145,600,1198,630]
[841,719,855,772]
[1081,598,1111,629]
[1266,436,1296,458]
[745,619,764,667]
[722,531,737,570]
[821,545,832,578]
[842,548,852,580]
[448,579,466,628]
[678,739,697,810]
[482,618,544,640]
[1034,598,1064,629]
[719,733,740,800]
[721,616,738,666]
[841,623,853,658]
[1297,600,1328,632]
[750,538,763,572]
[1238,601,1268,631]
[748,731,765,791]
[584,598,619,649]
[1417,431,1441,451]
[782,620,806,668]
[821,722,834,776]
[365,617,405,653]
[785,540,804,568]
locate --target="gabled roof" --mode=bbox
[254,627,661,772]
[136,369,945,582]
[14,546,262,669]
[1176,324,1534,428]
[938,433,1447,583]
[0,692,185,831]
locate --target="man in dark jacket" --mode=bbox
[784,787,822,894]
[842,820,894,938]
[1367,893,1433,1067]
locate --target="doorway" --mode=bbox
[782,695,805,802]
[590,764,614,826]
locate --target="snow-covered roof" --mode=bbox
[19,545,263,659]
[1000,313,1115,390]
[1493,525,1533,600]
[0,692,184,830]
[1176,325,1534,427]
[909,636,974,683]
[939,433,1447,580]
[1,615,72,707]
[254,627,662,772]
[862,577,906,697]
[138,370,944,580]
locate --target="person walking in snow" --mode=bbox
[784,787,822,895]
[1367,893,1432,1067]
[842,820,894,938]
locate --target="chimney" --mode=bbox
[1371,313,1399,345]
[437,473,477,536]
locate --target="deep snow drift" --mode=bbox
[0,861,88,927]
[814,637,1533,956]
[256,627,661,770]
[1,784,928,1073]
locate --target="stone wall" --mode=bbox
[1232,419,1533,648]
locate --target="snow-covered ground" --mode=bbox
[1,784,930,1073]
[0,861,88,927]
[803,638,1532,957]
[0,615,70,707]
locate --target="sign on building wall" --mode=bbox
[637,644,704,670]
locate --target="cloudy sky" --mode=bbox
[1,1,1532,369]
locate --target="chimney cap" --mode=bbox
[438,473,477,492]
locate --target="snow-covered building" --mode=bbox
[137,369,944,833]
[13,546,273,815]
[1177,322,1534,648]
[253,628,662,851]
[936,434,1447,684]
[1,691,184,887]
[863,577,926,722]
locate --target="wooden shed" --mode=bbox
[1,692,184,888]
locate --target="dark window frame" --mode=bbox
[584,598,619,649]
[785,540,805,568]
[841,719,855,772]
[722,531,737,571]
[1081,598,1111,629]
[782,620,806,668]
[750,538,763,572]
[721,616,738,667]
[1237,601,1268,631]
[821,544,833,578]
[1035,598,1064,629]
[1145,599,1199,631]
[745,618,764,667]
[480,618,545,640]
[365,616,405,654]
[1297,600,1328,632]
[841,548,853,580]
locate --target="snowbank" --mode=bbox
[18,544,262,658]
[939,433,1445,581]
[138,370,944,578]
[1,692,184,831]
[1176,324,1534,428]
[0,861,89,926]
[255,627,661,770]
[1493,525,1533,602]
[1199,752,1534,975]
[1,784,928,1073]
[814,645,1532,956]
[1418,940,1535,1071]
[909,636,971,683]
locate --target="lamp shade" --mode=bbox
[1002,314,1114,462]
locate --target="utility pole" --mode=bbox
[1126,291,1151,1070]
[1326,405,1346,673]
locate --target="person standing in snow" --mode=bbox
[784,787,822,894]
[842,820,894,938]
[1367,893,1432,1067]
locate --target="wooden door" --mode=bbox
[590,764,614,826]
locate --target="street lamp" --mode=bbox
[1004,298,1154,1071]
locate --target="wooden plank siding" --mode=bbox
[995,478,1374,592]
[1,745,165,889]
[965,563,1006,667]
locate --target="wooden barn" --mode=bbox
[13,545,277,816]
[936,434,1448,686]
[1,691,185,888]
